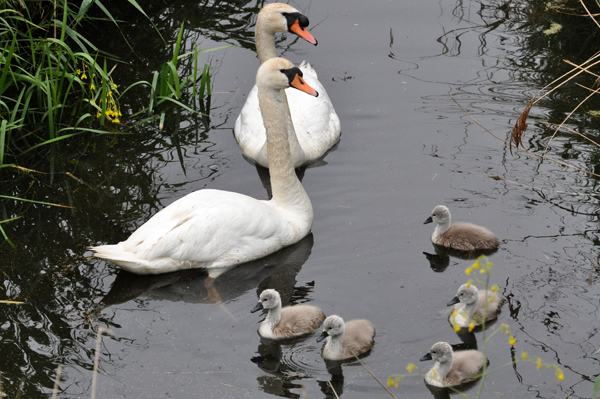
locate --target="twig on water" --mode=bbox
[589,253,600,285]
[448,93,600,179]
[52,365,63,399]
[327,380,340,399]
[352,353,398,399]
[91,327,112,399]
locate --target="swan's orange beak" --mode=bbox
[291,74,318,97]
[290,20,317,45]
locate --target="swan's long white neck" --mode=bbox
[325,331,345,356]
[434,217,451,237]
[258,86,311,209]
[432,354,453,382]
[255,23,277,64]
[264,303,282,327]
[255,20,306,165]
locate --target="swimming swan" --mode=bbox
[423,205,499,251]
[234,3,341,168]
[90,58,318,275]
[251,289,325,339]
[316,315,375,360]
[448,283,502,328]
[420,342,488,387]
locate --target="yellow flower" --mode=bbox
[468,321,475,332]
[112,118,120,123]
[112,82,117,89]
[480,269,486,274]
[395,379,399,388]
[536,358,542,370]
[107,91,112,97]
[453,323,461,333]
[90,84,95,90]
[387,377,394,387]
[521,352,528,359]
[406,363,416,373]
[81,74,87,80]
[472,259,480,269]
[557,371,564,381]
[509,335,517,346]
[90,99,95,104]
[76,69,81,75]
[465,267,472,275]
[491,284,499,292]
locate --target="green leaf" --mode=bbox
[594,374,600,399]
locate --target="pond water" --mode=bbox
[1,0,600,398]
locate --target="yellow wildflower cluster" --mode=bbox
[78,63,122,124]
[465,255,493,275]
[500,323,517,346]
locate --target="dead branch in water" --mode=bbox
[449,93,600,179]
[510,99,533,154]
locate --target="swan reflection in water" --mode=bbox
[423,244,499,273]
[101,233,314,310]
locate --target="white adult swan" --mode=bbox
[90,58,318,276]
[234,3,341,168]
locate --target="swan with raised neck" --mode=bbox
[234,3,341,168]
[90,57,317,276]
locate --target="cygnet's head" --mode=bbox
[424,205,451,225]
[420,342,454,363]
[316,315,345,342]
[251,289,281,313]
[447,283,478,306]
[258,3,316,45]
[256,57,318,97]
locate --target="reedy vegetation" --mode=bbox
[0,0,228,245]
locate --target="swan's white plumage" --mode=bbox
[234,4,341,168]
[90,58,314,275]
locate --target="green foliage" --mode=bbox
[0,0,230,244]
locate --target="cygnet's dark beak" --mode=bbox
[423,216,433,225]
[251,302,264,313]
[316,331,329,343]
[447,296,460,306]
[420,352,433,361]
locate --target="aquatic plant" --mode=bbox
[387,256,565,398]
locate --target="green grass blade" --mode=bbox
[594,374,600,398]
[0,120,6,166]
[0,224,15,249]
[0,195,73,208]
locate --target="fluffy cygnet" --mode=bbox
[448,283,503,327]
[251,289,325,339]
[420,342,488,387]
[316,315,375,360]
[424,205,499,251]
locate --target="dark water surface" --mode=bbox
[1,0,600,398]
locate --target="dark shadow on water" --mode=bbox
[423,244,499,272]
[101,233,314,306]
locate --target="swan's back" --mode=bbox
[271,304,326,338]
[339,319,376,358]
[472,290,503,322]
[435,223,499,251]
[444,350,488,386]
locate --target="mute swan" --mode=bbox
[234,3,341,168]
[447,283,503,327]
[423,205,499,251]
[251,289,325,339]
[420,342,488,387]
[90,58,318,275]
[316,315,375,360]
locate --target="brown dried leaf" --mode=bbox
[510,100,534,155]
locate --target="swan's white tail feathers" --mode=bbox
[89,245,146,270]
[299,60,318,79]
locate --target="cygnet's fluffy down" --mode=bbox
[251,289,325,339]
[424,205,499,251]
[448,283,503,327]
[316,315,375,360]
[420,342,488,387]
